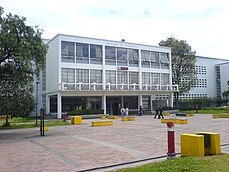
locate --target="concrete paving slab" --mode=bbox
[0,114,229,171]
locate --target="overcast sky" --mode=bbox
[1,0,229,59]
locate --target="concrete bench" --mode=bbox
[107,116,119,119]
[91,121,113,127]
[161,118,188,124]
[122,117,136,121]
[213,113,229,118]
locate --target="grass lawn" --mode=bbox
[0,117,70,129]
[116,154,229,172]
[182,109,229,114]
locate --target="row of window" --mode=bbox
[180,94,207,99]
[61,41,169,69]
[61,68,170,85]
[181,78,207,88]
[195,65,206,75]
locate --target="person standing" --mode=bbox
[154,106,159,119]
[125,107,129,116]
[121,107,125,116]
[158,106,164,119]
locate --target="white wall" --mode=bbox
[189,56,229,98]
[46,36,60,93]
[220,63,229,94]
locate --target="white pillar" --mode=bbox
[57,93,62,119]
[138,95,143,108]
[169,93,173,107]
[150,95,153,111]
[46,95,50,114]
[102,95,106,114]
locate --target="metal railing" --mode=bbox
[60,82,179,92]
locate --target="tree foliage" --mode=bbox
[159,37,197,108]
[222,80,229,100]
[0,6,47,121]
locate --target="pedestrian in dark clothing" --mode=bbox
[139,105,143,116]
[158,106,164,119]
[154,106,159,119]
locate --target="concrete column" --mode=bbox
[57,93,62,119]
[46,95,50,115]
[150,95,153,111]
[102,95,106,114]
[138,95,143,108]
[169,93,173,107]
[86,97,90,109]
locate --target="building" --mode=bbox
[180,56,229,99]
[40,34,178,118]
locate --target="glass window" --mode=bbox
[151,52,160,68]
[61,41,74,63]
[90,44,102,64]
[151,73,160,85]
[160,53,169,69]
[128,49,139,67]
[105,46,116,65]
[124,96,138,109]
[105,70,116,84]
[161,73,169,85]
[141,50,150,68]
[142,72,150,84]
[142,96,150,109]
[129,72,139,84]
[76,69,89,83]
[117,71,128,84]
[61,68,75,83]
[76,43,89,63]
[90,70,102,83]
[117,47,127,66]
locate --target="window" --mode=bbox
[90,44,102,64]
[61,41,74,62]
[106,70,116,84]
[124,96,138,109]
[105,46,116,65]
[76,69,89,83]
[61,68,75,83]
[117,71,128,84]
[141,50,150,68]
[117,47,127,66]
[142,72,150,84]
[151,52,160,68]
[90,70,102,83]
[76,43,89,63]
[160,53,169,69]
[128,49,139,67]
[129,72,139,84]
[151,73,160,85]
[161,74,169,85]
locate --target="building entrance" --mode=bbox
[106,97,121,115]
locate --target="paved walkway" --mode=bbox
[0,114,229,172]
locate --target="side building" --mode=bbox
[180,56,229,100]
[41,34,178,118]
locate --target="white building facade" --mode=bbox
[180,56,229,99]
[42,34,178,118]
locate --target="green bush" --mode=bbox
[68,109,104,115]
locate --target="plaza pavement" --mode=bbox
[0,114,229,172]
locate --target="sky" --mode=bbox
[1,0,229,59]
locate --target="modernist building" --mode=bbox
[180,56,229,99]
[41,34,178,118]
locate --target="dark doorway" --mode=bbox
[106,97,121,115]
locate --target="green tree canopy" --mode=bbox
[159,36,197,108]
[0,6,47,122]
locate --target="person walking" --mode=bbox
[154,106,159,119]
[139,105,143,116]
[158,105,164,119]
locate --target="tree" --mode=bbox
[0,6,47,124]
[222,80,229,102]
[159,36,197,108]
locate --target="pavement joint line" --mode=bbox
[30,139,81,168]
[72,135,150,158]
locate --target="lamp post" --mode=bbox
[36,81,39,125]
